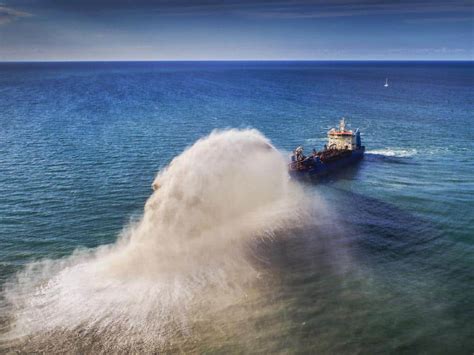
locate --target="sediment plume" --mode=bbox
[1,129,313,350]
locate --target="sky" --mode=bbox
[0,0,473,61]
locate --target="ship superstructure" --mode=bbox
[327,118,361,151]
[289,118,364,177]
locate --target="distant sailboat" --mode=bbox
[384,78,389,87]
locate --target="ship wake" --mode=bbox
[1,129,315,351]
[367,148,417,158]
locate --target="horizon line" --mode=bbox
[1,59,473,63]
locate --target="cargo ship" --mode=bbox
[289,118,365,178]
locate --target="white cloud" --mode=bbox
[0,5,31,25]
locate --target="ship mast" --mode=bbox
[339,117,346,132]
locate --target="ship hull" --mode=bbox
[289,147,365,179]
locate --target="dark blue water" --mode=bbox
[0,61,473,353]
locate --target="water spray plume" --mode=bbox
[1,129,312,350]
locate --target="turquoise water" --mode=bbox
[0,61,473,353]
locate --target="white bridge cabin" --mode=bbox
[327,118,361,151]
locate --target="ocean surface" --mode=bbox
[0,61,473,353]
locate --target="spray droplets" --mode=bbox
[2,129,310,351]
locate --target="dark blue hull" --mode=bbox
[290,147,365,179]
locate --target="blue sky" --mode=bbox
[0,0,472,61]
